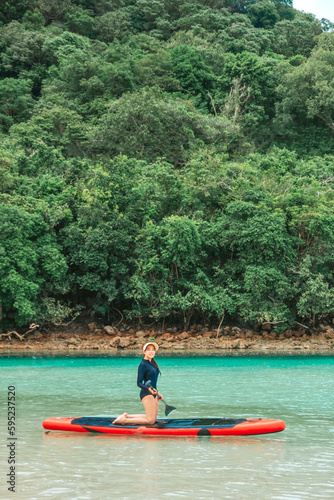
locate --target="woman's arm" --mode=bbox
[137,363,149,390]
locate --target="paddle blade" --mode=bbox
[164,404,176,416]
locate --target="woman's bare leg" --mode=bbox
[154,394,159,417]
[113,396,159,425]
[112,412,128,423]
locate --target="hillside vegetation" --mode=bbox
[0,0,334,332]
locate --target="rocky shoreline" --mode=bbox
[1,322,334,354]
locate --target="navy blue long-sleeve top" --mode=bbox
[137,359,159,398]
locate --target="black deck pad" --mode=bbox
[71,417,248,429]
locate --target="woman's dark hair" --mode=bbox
[151,358,161,374]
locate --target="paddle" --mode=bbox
[145,380,176,416]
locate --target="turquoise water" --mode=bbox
[1,355,334,499]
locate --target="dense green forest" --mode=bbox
[0,0,334,332]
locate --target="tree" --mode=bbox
[37,0,75,25]
[276,32,334,133]
[22,8,45,30]
[10,106,89,157]
[214,51,280,137]
[295,256,334,322]
[134,49,181,92]
[0,21,48,95]
[59,156,142,318]
[0,78,34,131]
[247,0,279,29]
[42,30,91,66]
[0,21,46,76]
[272,13,322,57]
[174,7,231,33]
[0,203,69,327]
[0,0,38,24]
[217,14,273,55]
[171,44,216,104]
[95,87,239,164]
[95,10,132,42]
[65,9,95,37]
[125,215,207,328]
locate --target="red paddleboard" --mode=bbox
[43,416,285,436]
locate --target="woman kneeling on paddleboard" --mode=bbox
[113,341,163,425]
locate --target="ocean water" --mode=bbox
[1,354,334,500]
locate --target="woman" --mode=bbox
[113,341,163,425]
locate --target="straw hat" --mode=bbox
[143,341,159,351]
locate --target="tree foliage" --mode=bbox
[0,0,333,330]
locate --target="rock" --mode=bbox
[267,334,276,340]
[178,332,189,340]
[325,332,334,340]
[160,333,172,339]
[109,336,121,347]
[284,330,293,338]
[119,338,131,348]
[88,323,96,332]
[104,325,116,335]
[159,342,173,349]
[169,327,178,333]
[317,344,330,350]
[66,337,78,345]
[31,332,43,339]
[321,325,333,332]
[261,322,272,331]
[202,331,213,338]
[293,330,305,338]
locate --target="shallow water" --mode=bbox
[1,355,334,500]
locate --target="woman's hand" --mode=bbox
[149,387,158,395]
[157,392,163,400]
